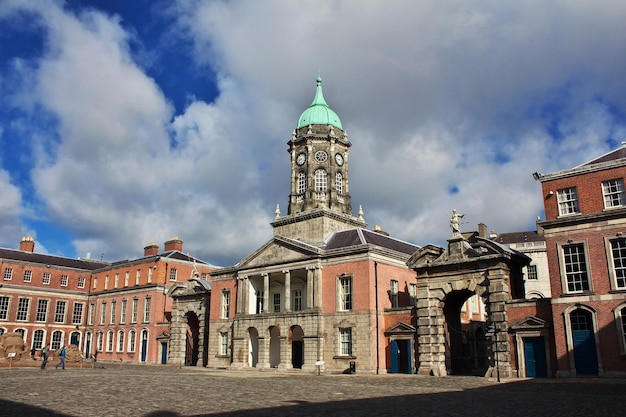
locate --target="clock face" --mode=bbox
[314,151,328,163]
[335,153,344,166]
[296,153,306,166]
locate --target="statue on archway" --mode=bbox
[450,209,465,236]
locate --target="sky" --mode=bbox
[1,0,626,267]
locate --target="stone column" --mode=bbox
[486,268,512,378]
[236,276,245,314]
[313,266,323,308]
[284,270,291,312]
[416,286,447,376]
[263,273,270,313]
[260,336,270,369]
[306,268,314,309]
[279,336,292,369]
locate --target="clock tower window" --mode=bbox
[297,172,306,195]
[315,169,327,191]
[336,172,343,195]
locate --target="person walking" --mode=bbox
[55,346,66,370]
[40,345,49,370]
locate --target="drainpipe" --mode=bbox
[375,261,380,375]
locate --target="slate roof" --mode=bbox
[323,228,420,255]
[0,247,109,271]
[492,231,545,245]
[579,145,626,167]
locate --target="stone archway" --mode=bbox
[185,311,200,366]
[408,232,529,377]
[290,325,304,369]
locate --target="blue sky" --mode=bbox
[1,0,625,266]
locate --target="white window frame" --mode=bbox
[135,269,141,285]
[60,275,68,287]
[128,330,136,353]
[106,330,114,352]
[51,330,63,350]
[143,297,151,323]
[557,187,580,216]
[97,331,104,352]
[36,299,48,322]
[390,280,399,308]
[125,271,129,287]
[72,302,84,325]
[43,273,51,285]
[607,237,626,290]
[77,277,85,288]
[169,268,178,281]
[110,301,116,325]
[117,330,125,352]
[315,169,327,191]
[297,172,306,194]
[221,290,230,319]
[602,178,625,208]
[614,304,626,355]
[100,302,106,325]
[88,303,95,325]
[339,328,353,356]
[33,329,45,350]
[23,270,32,282]
[526,264,538,280]
[559,242,591,294]
[293,289,303,311]
[409,283,417,307]
[3,267,13,281]
[220,332,228,355]
[336,172,343,195]
[120,299,127,324]
[0,296,10,320]
[338,276,352,311]
[54,301,66,323]
[131,299,138,323]
[16,298,30,321]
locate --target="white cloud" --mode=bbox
[2,0,626,264]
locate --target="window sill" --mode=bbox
[215,354,229,359]
[560,291,595,297]
[609,289,626,294]
[333,355,356,360]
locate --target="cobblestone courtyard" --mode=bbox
[1,365,625,417]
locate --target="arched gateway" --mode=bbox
[407,219,529,377]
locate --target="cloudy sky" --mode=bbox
[1,0,625,266]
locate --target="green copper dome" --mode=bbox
[297,77,343,130]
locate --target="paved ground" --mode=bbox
[0,364,625,417]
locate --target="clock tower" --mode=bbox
[272,77,367,243]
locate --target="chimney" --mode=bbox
[144,242,159,257]
[536,216,544,236]
[373,225,389,236]
[477,223,488,238]
[19,236,35,252]
[164,237,183,252]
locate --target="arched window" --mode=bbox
[107,330,114,352]
[336,172,343,195]
[615,305,626,355]
[97,331,104,352]
[297,172,306,194]
[33,329,45,349]
[15,328,26,340]
[117,330,125,352]
[128,330,136,352]
[51,330,63,350]
[315,169,327,191]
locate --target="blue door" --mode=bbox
[571,309,598,375]
[141,331,148,363]
[523,337,547,377]
[391,340,399,373]
[161,342,167,365]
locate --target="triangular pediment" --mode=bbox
[385,322,416,335]
[510,315,549,330]
[237,236,321,269]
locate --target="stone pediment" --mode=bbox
[169,280,210,298]
[510,316,549,330]
[385,322,416,335]
[237,237,321,269]
[406,244,445,268]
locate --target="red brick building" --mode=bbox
[0,237,212,365]
[536,145,626,377]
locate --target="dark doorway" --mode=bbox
[391,339,412,374]
[571,309,598,375]
[523,337,547,377]
[443,289,474,375]
[291,325,304,369]
[161,342,168,365]
[185,312,200,366]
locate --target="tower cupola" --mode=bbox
[297,77,343,130]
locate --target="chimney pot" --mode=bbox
[144,242,159,257]
[19,236,35,253]
[164,237,183,252]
